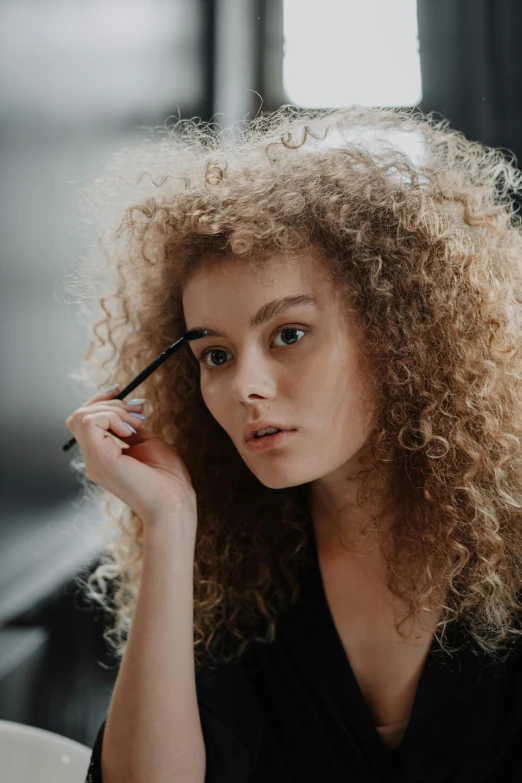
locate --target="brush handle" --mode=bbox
[62,331,204,452]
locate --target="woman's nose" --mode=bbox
[229,354,277,402]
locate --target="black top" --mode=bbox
[84,524,522,783]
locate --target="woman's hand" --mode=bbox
[65,386,197,528]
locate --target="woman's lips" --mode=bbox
[245,429,297,450]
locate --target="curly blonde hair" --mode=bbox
[65,105,522,672]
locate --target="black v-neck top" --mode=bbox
[85,523,522,783]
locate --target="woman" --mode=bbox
[66,105,522,782]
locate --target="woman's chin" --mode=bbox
[250,467,313,491]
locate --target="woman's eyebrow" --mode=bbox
[189,294,318,339]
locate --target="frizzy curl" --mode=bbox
[65,104,522,671]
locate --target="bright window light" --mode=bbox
[283,0,422,108]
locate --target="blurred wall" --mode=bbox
[0,0,207,512]
[418,0,522,167]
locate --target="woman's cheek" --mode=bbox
[201,381,221,417]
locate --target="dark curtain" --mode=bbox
[417,0,522,168]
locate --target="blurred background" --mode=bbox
[1,0,521,750]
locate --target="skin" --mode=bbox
[182,251,385,568]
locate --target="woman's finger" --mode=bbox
[82,410,141,443]
[74,387,146,417]
[84,384,122,406]
[77,410,139,476]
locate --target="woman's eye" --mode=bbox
[199,327,306,369]
[273,327,305,348]
[201,348,230,369]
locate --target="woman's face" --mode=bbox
[182,252,376,493]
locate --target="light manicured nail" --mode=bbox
[122,422,137,434]
[129,412,146,420]
[103,383,120,394]
[127,398,146,405]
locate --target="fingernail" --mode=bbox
[129,412,146,420]
[127,398,146,405]
[122,422,137,434]
[103,383,120,394]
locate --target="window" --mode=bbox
[283,0,422,108]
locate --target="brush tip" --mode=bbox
[185,328,208,341]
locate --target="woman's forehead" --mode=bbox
[182,250,329,294]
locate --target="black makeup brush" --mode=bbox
[62,328,208,452]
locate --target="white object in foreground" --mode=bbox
[0,720,91,783]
